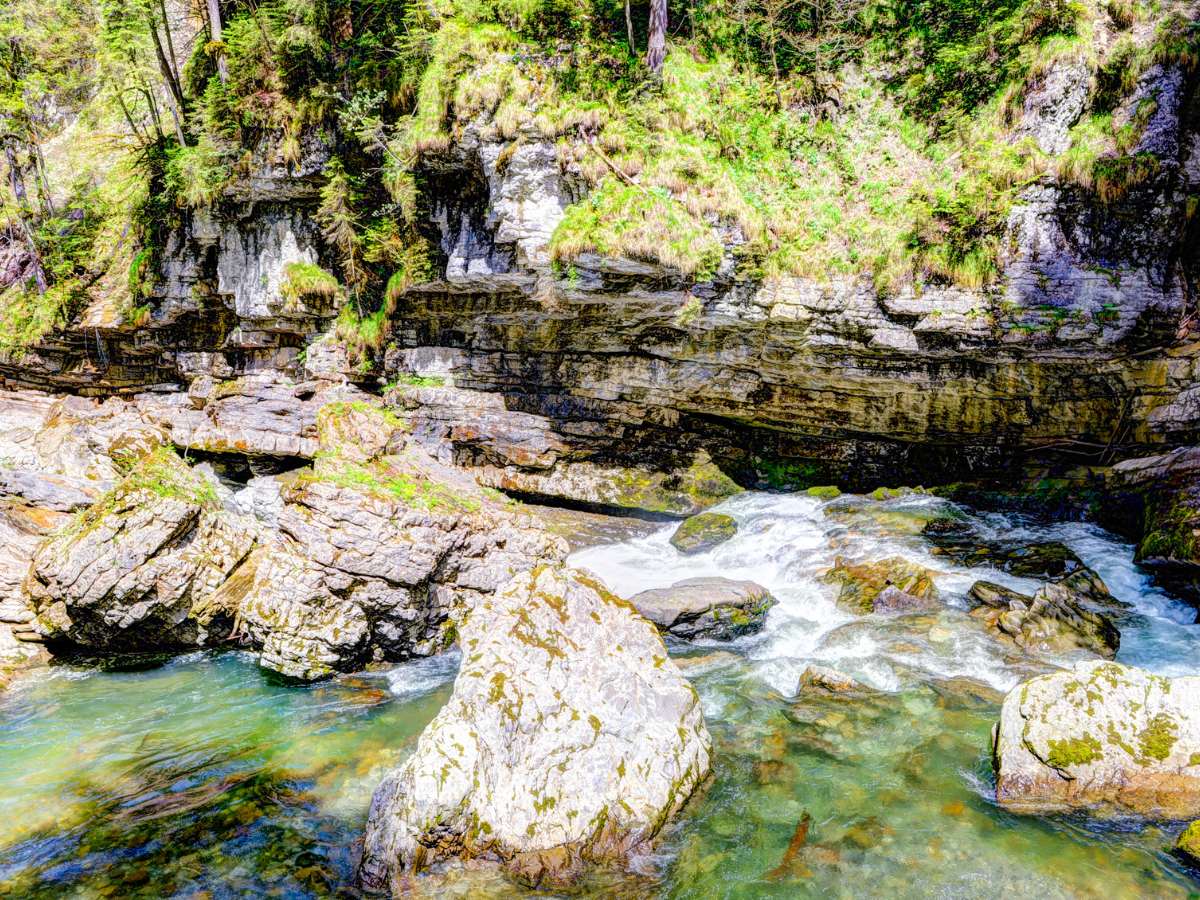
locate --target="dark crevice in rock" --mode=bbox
[495,488,687,522]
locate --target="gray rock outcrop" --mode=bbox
[22,448,257,650]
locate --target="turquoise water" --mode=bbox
[1,492,1199,897]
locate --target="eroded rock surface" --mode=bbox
[22,449,257,651]
[993,661,1200,818]
[359,565,711,890]
[822,557,940,615]
[968,569,1121,659]
[630,577,775,640]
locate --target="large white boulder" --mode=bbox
[993,661,1200,818]
[359,564,711,890]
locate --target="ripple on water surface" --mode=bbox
[1,491,1199,897]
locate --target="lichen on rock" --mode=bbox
[358,564,711,890]
[993,661,1200,818]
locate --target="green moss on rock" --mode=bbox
[1137,713,1178,764]
[806,485,842,500]
[1045,733,1103,769]
[1174,820,1200,865]
[669,513,737,554]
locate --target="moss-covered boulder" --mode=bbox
[359,565,711,890]
[993,661,1200,818]
[630,577,775,640]
[1174,821,1200,866]
[669,512,737,554]
[821,556,940,615]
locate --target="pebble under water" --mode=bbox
[2,491,1200,897]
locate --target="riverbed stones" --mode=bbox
[993,661,1200,817]
[358,565,711,890]
[629,577,776,640]
[669,512,737,554]
[822,556,940,615]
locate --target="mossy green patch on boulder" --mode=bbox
[669,512,737,555]
[1175,820,1200,865]
[805,485,841,500]
[821,556,940,615]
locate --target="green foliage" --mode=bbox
[165,137,230,207]
[883,0,1086,121]
[280,261,341,306]
[551,181,723,279]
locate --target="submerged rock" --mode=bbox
[821,556,940,615]
[993,661,1200,817]
[629,577,775,640]
[359,565,711,890]
[796,665,873,696]
[669,512,737,554]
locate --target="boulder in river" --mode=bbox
[821,556,940,615]
[669,512,737,554]
[629,577,775,640]
[968,572,1120,659]
[993,661,1200,817]
[927,536,1086,579]
[359,565,711,890]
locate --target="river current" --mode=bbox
[1,490,1199,897]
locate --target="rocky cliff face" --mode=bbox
[0,43,1198,520]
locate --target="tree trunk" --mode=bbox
[149,16,189,145]
[625,0,636,53]
[5,144,48,294]
[646,0,667,76]
[206,0,229,84]
[158,0,182,84]
[5,143,29,208]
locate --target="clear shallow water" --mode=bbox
[1,491,1199,897]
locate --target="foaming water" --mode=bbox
[571,491,1200,692]
[572,490,1200,897]
[1,490,1198,897]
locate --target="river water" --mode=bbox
[1,490,1198,897]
